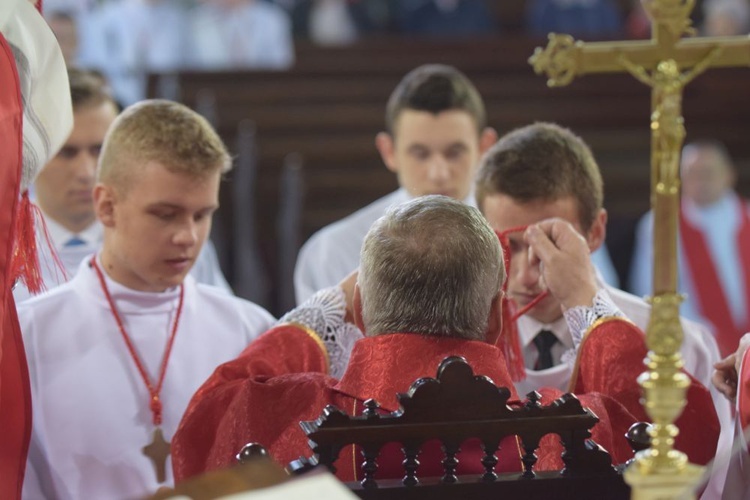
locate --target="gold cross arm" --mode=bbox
[530,33,750,87]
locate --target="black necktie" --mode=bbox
[533,330,558,370]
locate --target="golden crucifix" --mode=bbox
[530,1,750,498]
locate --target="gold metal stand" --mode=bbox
[529,1,750,497]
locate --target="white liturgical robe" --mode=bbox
[19,256,274,500]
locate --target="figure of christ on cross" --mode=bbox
[530,0,750,496]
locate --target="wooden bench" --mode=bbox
[237,357,643,500]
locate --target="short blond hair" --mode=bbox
[98,99,231,193]
[475,122,603,232]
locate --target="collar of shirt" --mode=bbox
[40,213,103,249]
[682,191,740,230]
[517,313,572,352]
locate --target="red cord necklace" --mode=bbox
[91,257,184,483]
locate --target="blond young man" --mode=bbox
[13,69,232,303]
[19,100,274,499]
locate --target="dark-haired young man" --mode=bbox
[293,64,498,304]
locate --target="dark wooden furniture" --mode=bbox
[240,356,633,499]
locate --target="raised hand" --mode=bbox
[524,218,598,311]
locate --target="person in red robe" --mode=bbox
[172,195,719,483]
[0,1,72,498]
[711,333,750,498]
[631,140,750,358]
[0,26,28,500]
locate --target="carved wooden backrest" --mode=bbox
[282,356,631,499]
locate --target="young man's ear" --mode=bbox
[375,131,398,174]
[93,183,116,227]
[479,127,498,154]
[586,208,608,252]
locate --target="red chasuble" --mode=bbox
[680,203,750,357]
[172,319,719,483]
[0,31,32,500]
[569,318,719,466]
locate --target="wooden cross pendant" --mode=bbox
[142,427,171,483]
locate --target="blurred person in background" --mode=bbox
[398,0,496,37]
[630,140,750,358]
[703,0,750,35]
[87,0,190,105]
[527,0,623,39]
[188,0,294,70]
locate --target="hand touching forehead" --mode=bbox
[523,219,598,310]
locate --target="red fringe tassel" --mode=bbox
[10,192,66,295]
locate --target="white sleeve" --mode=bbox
[279,286,363,378]
[563,288,626,350]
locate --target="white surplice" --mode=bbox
[19,256,274,500]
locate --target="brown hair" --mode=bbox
[359,195,503,340]
[98,99,231,193]
[67,67,116,111]
[385,64,486,135]
[475,122,603,231]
